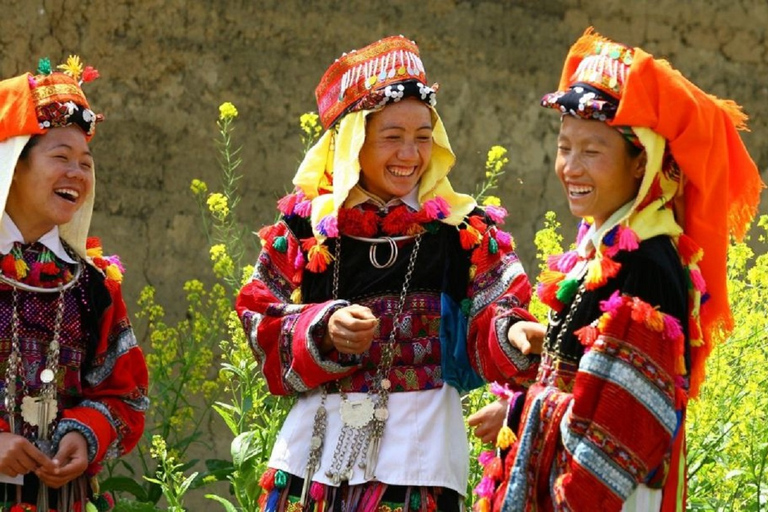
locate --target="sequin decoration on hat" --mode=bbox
[540,33,634,121]
[315,35,437,129]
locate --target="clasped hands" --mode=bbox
[320,304,378,355]
[0,431,89,488]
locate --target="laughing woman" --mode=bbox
[474,29,763,512]
[0,59,148,511]
[236,36,537,511]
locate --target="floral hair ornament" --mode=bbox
[0,56,104,262]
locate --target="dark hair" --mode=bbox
[625,138,644,159]
[18,135,42,161]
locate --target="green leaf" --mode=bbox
[231,431,258,467]
[205,494,239,512]
[213,403,240,434]
[113,500,164,512]
[177,472,199,495]
[100,476,149,501]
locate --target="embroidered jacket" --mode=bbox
[496,236,688,511]
[0,243,149,480]
[236,206,536,397]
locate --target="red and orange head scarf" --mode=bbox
[542,28,764,398]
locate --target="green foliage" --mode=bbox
[144,435,199,511]
[102,277,226,504]
[463,386,497,506]
[687,215,768,511]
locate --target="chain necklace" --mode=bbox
[2,250,81,511]
[544,281,587,355]
[301,234,421,504]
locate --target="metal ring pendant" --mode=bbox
[369,237,398,269]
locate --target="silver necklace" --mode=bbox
[2,253,81,511]
[300,234,421,504]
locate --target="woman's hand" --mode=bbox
[0,432,56,478]
[467,398,508,445]
[35,431,89,488]
[507,321,546,355]
[321,304,378,355]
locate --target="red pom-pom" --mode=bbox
[381,205,413,235]
[1,254,17,279]
[488,456,503,480]
[459,227,481,250]
[82,66,100,82]
[259,467,277,491]
[310,481,325,501]
[600,256,621,281]
[468,215,488,232]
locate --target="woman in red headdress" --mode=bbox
[472,29,763,512]
[0,58,148,511]
[236,36,537,511]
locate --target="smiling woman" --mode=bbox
[0,58,148,511]
[555,116,645,228]
[357,98,434,201]
[473,28,764,512]
[236,35,536,512]
[8,126,95,242]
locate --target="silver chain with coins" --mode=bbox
[301,233,421,503]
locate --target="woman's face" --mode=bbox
[555,115,645,228]
[7,125,94,242]
[358,97,433,202]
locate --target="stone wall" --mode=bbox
[2,0,767,499]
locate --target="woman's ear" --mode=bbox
[633,150,648,179]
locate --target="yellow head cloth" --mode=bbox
[292,107,476,241]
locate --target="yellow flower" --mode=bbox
[482,196,501,207]
[209,244,227,262]
[241,264,255,285]
[212,254,234,279]
[300,112,320,135]
[206,193,229,220]
[149,435,167,460]
[219,102,239,121]
[487,145,508,162]
[57,55,83,80]
[190,179,208,196]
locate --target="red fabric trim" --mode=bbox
[469,271,534,384]
[81,280,147,466]
[236,228,358,395]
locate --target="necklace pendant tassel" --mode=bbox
[300,462,316,507]
[364,433,381,480]
[37,483,49,512]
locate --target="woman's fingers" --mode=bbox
[328,305,379,354]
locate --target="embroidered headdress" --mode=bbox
[276,36,477,272]
[0,56,104,262]
[539,28,764,397]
